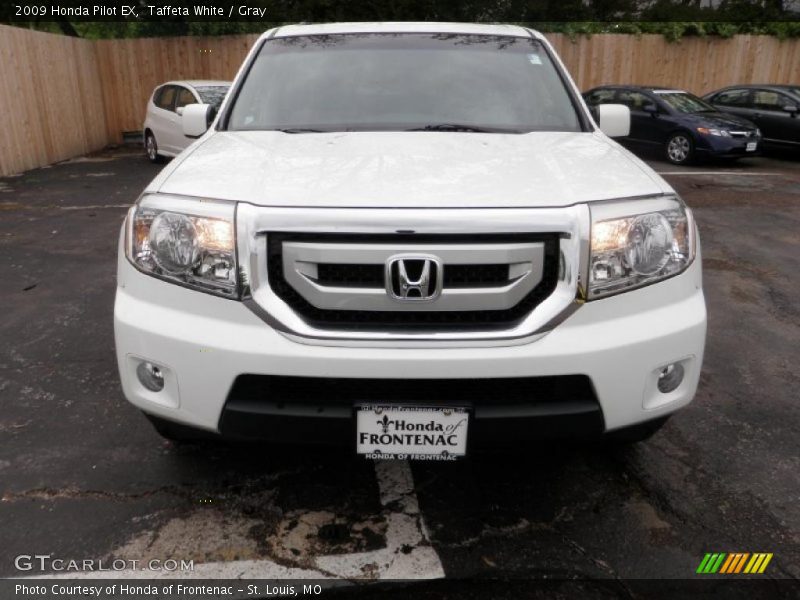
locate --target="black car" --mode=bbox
[584,85,761,165]
[703,85,800,151]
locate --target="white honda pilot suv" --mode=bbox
[115,23,706,458]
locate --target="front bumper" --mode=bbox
[695,134,762,158]
[114,234,706,440]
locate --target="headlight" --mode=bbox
[588,196,695,299]
[126,195,238,297]
[696,127,730,137]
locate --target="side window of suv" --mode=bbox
[713,89,750,107]
[155,86,176,111]
[585,89,616,106]
[175,87,197,110]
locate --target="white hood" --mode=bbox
[154,130,669,208]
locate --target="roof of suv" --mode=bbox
[265,22,540,40]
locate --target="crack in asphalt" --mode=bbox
[434,518,541,550]
[1,469,306,505]
[558,535,636,598]
[2,486,185,503]
[0,203,130,211]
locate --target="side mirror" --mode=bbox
[182,103,211,138]
[597,104,631,138]
[783,104,798,116]
[175,106,185,116]
[643,103,659,115]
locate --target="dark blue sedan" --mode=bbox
[584,85,762,165]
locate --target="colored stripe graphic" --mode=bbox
[720,553,739,573]
[697,553,726,573]
[759,554,773,573]
[745,553,773,574]
[734,553,749,573]
[719,554,736,573]
[744,554,760,573]
[696,553,713,573]
[699,552,773,574]
[711,553,726,573]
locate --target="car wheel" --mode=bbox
[665,132,694,165]
[605,416,670,444]
[145,132,162,164]
[144,413,214,443]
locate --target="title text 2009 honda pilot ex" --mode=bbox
[114,23,706,459]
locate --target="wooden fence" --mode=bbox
[1,25,799,176]
[0,25,109,177]
[550,33,800,97]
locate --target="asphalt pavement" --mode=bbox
[0,146,798,596]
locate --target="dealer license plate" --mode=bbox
[356,405,469,460]
[746,142,757,152]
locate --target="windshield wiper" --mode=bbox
[406,123,506,133]
[270,127,328,133]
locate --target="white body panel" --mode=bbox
[155,130,667,208]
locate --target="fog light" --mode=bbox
[657,363,684,394]
[136,362,164,392]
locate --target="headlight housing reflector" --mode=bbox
[696,127,730,137]
[589,196,694,299]
[126,195,238,297]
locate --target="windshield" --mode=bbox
[226,33,582,133]
[654,91,717,114]
[195,86,229,108]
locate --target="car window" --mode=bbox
[616,90,652,111]
[227,33,583,133]
[712,89,751,107]
[585,89,617,106]
[752,90,795,111]
[653,91,715,114]
[154,86,176,111]
[175,87,197,109]
[195,86,229,109]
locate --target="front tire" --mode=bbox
[144,132,162,164]
[665,132,694,165]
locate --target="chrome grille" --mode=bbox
[266,233,560,330]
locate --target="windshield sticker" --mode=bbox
[527,53,542,65]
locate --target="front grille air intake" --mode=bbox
[266,233,560,331]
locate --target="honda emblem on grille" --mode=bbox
[386,254,443,302]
